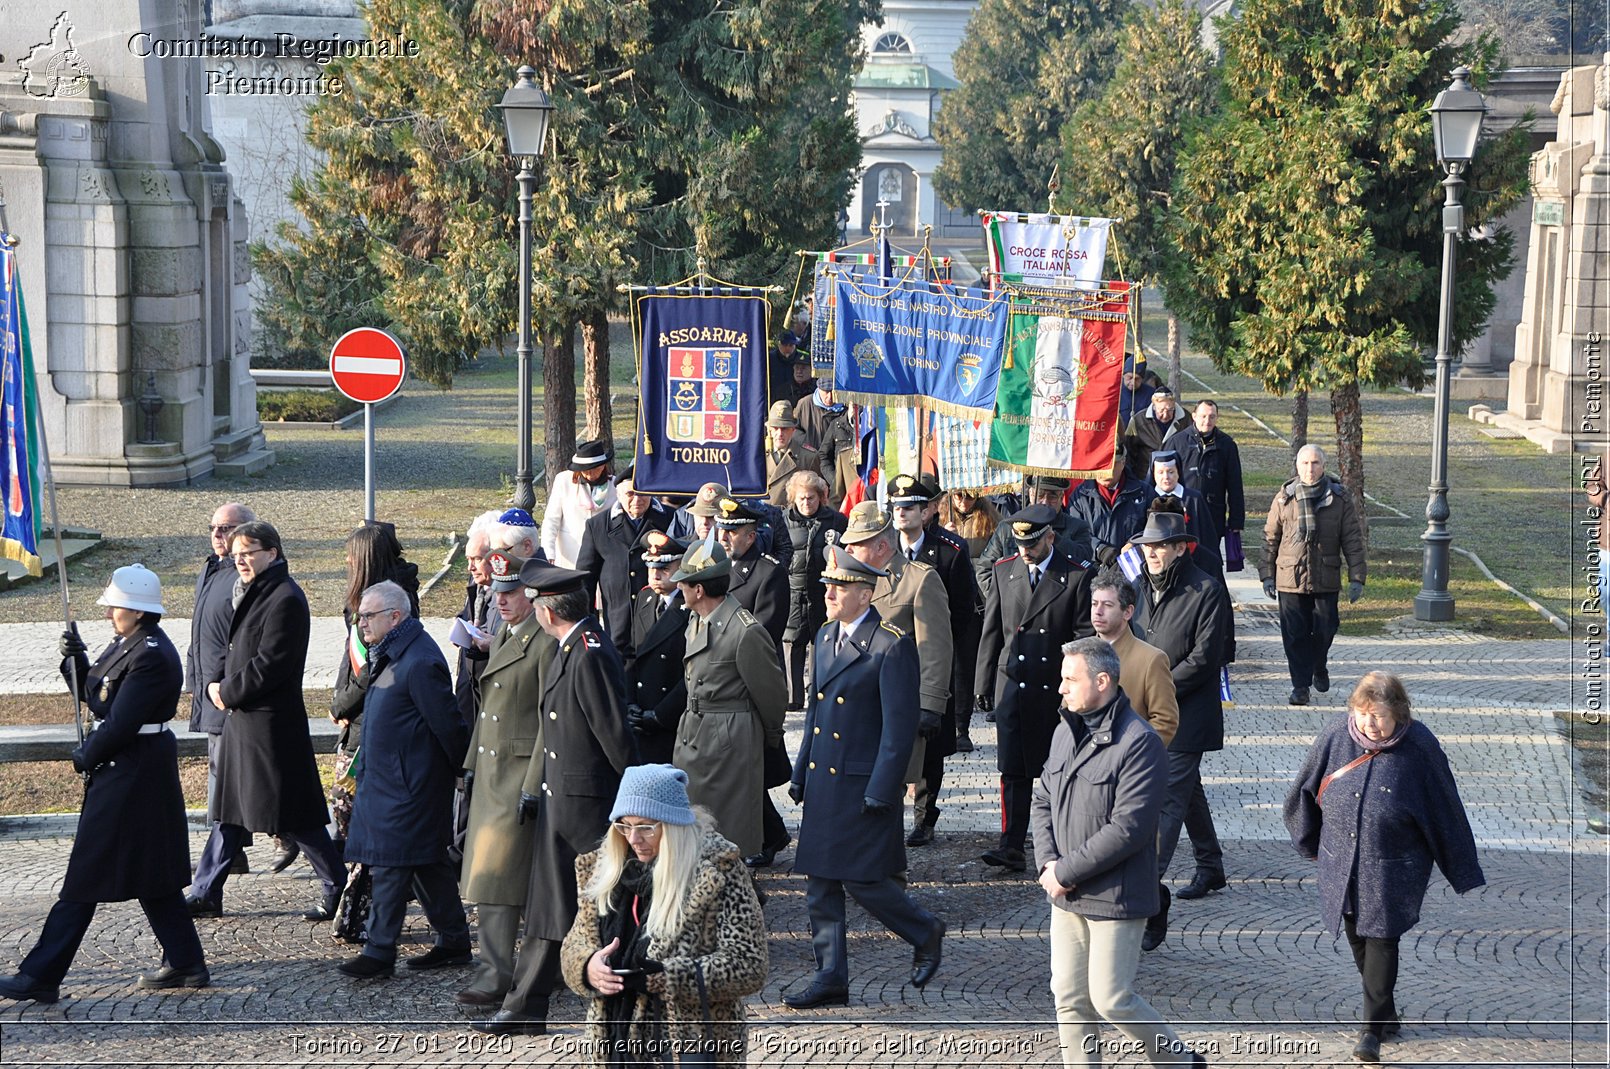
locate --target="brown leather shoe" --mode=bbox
[454,988,501,1008]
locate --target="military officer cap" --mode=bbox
[1008,503,1060,543]
[714,495,762,528]
[487,551,526,592]
[1030,474,1071,494]
[887,473,932,507]
[637,529,687,567]
[821,543,886,585]
[765,401,798,429]
[518,556,589,597]
[670,539,731,585]
[839,501,891,544]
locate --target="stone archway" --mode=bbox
[862,162,917,233]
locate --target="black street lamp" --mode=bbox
[497,65,555,512]
[1414,66,1486,623]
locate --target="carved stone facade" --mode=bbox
[0,1,271,486]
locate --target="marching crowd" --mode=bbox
[0,350,1485,1068]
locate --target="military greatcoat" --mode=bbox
[726,543,788,648]
[673,596,788,856]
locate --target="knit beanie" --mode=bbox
[610,764,696,826]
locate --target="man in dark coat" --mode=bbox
[714,496,789,647]
[453,509,501,728]
[974,504,1095,872]
[780,470,846,711]
[1163,398,1245,547]
[1132,510,1235,952]
[1121,385,1190,481]
[625,531,691,764]
[575,465,672,656]
[0,566,207,1004]
[1069,453,1153,568]
[667,481,792,567]
[978,476,1094,591]
[478,559,638,1035]
[186,501,254,875]
[783,547,945,1009]
[336,580,472,978]
[188,521,347,920]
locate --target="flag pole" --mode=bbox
[0,197,88,758]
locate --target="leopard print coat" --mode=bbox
[560,824,768,1066]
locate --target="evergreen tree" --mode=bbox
[1166,0,1530,508]
[933,0,1129,213]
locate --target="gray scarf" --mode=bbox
[1295,479,1328,541]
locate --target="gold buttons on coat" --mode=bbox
[836,697,844,704]
[549,712,558,719]
[829,767,837,775]
[809,761,816,770]
[816,692,824,700]
[813,727,820,735]
[833,732,840,740]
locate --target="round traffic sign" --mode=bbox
[329,328,407,404]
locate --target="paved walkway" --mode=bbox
[0,579,1605,1065]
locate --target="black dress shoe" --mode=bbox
[1289,686,1311,706]
[137,963,211,989]
[905,823,935,847]
[184,896,223,918]
[1141,885,1170,952]
[0,972,59,1004]
[980,847,1026,872]
[984,710,996,723]
[954,731,974,753]
[403,945,473,971]
[782,981,850,1009]
[1352,1031,1381,1062]
[336,954,395,979]
[1314,666,1331,693]
[743,846,778,868]
[911,920,945,988]
[454,987,502,1007]
[303,888,341,922]
[269,841,301,874]
[1175,872,1227,900]
[473,1009,547,1035]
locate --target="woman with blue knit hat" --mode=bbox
[560,764,768,1067]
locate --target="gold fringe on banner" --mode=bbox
[834,390,997,423]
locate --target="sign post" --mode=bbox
[329,328,408,521]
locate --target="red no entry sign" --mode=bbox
[329,328,407,404]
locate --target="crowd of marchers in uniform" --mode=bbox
[0,336,1486,1069]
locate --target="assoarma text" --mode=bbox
[667,447,733,464]
[657,328,749,348]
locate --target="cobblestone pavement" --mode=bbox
[1,591,1606,1065]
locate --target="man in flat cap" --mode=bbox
[975,503,1095,872]
[457,551,556,1010]
[714,495,789,648]
[1122,385,1189,482]
[978,475,1093,594]
[575,464,672,656]
[766,401,822,510]
[784,546,945,1009]
[624,531,692,765]
[670,540,788,863]
[540,439,616,569]
[477,559,637,1035]
[842,501,951,794]
[1130,502,1234,952]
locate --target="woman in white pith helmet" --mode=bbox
[0,564,209,1005]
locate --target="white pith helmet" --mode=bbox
[97,563,164,615]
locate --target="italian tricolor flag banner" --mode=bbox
[986,282,1130,479]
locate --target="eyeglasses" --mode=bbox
[231,547,271,561]
[209,525,237,535]
[355,609,397,623]
[611,821,661,839]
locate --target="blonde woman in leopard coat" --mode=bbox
[560,765,767,1067]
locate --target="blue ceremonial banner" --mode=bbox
[1,239,43,577]
[832,274,1008,420]
[633,291,770,496]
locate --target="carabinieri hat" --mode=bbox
[569,439,612,471]
[1129,511,1194,546]
[670,540,731,585]
[486,551,525,593]
[518,557,589,597]
[637,529,686,567]
[839,501,890,545]
[1008,503,1059,543]
[714,496,762,528]
[887,473,932,507]
[821,543,886,585]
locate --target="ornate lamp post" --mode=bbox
[1414,67,1487,622]
[497,66,554,512]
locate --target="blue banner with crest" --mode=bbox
[831,273,1008,420]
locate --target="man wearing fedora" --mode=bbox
[1130,501,1234,951]
[975,503,1095,872]
[625,531,692,765]
[477,558,638,1036]
[669,540,788,862]
[765,401,822,510]
[541,439,616,569]
[785,546,945,1009]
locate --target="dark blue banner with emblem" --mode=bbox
[1,240,44,578]
[831,273,1008,420]
[633,291,770,496]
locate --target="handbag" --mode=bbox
[1223,529,1245,572]
[679,960,716,1067]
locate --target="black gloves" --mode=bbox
[918,709,942,740]
[627,705,661,736]
[976,692,994,713]
[1095,544,1119,567]
[59,625,87,659]
[1262,578,1277,600]
[787,783,804,804]
[462,770,474,796]
[517,792,540,825]
[69,746,90,774]
[861,797,892,816]
[1348,581,1364,604]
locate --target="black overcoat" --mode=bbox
[345,621,470,868]
[185,554,234,733]
[453,581,494,728]
[1163,424,1245,538]
[626,588,689,764]
[726,544,788,649]
[976,550,1094,779]
[791,608,919,882]
[782,506,846,642]
[61,623,190,902]
[1069,477,1152,563]
[1134,558,1233,754]
[978,511,1093,594]
[212,561,331,832]
[915,523,982,757]
[576,502,671,655]
[523,617,638,941]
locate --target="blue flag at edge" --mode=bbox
[0,238,43,577]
